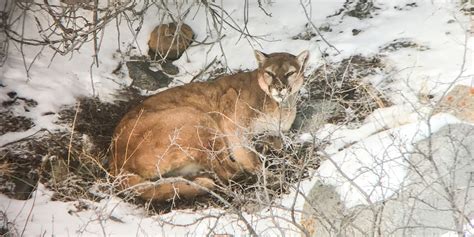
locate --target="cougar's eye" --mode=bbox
[285,71,296,78]
[265,70,276,79]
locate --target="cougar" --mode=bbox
[110,50,309,202]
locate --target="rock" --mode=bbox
[435,85,474,123]
[0,158,39,200]
[345,0,376,19]
[0,211,14,236]
[10,175,37,200]
[302,124,474,236]
[160,61,179,75]
[126,61,172,91]
[48,159,69,186]
[318,23,332,32]
[352,29,361,36]
[293,100,341,131]
[6,92,16,98]
[148,23,194,61]
[301,183,346,237]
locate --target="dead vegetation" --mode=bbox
[295,55,390,130]
[0,88,144,202]
[328,0,380,20]
[0,210,16,237]
[57,88,145,155]
[0,130,100,201]
[380,38,429,52]
[0,91,37,135]
[0,111,34,135]
[0,134,45,200]
[0,55,390,215]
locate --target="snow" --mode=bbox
[315,112,462,208]
[1,0,473,236]
[441,220,474,237]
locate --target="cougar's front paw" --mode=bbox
[254,134,284,155]
[232,168,259,184]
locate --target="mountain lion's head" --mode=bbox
[255,50,309,103]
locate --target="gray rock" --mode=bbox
[126,61,172,91]
[435,85,474,123]
[302,123,474,236]
[161,61,179,75]
[0,210,16,236]
[293,100,342,131]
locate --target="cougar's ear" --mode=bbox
[296,50,309,68]
[254,50,268,67]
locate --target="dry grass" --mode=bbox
[296,54,390,130]
[0,162,13,177]
[0,54,390,215]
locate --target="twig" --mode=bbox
[67,101,80,172]
[190,56,217,82]
[92,0,99,67]
[0,128,47,148]
[20,182,38,236]
[298,0,340,54]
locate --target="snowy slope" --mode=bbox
[1,0,472,236]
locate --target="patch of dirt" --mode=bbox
[0,111,34,135]
[41,88,147,201]
[0,131,63,200]
[0,92,37,135]
[380,38,429,52]
[295,54,391,130]
[0,129,107,201]
[2,92,38,110]
[292,23,333,41]
[328,0,380,20]
[57,88,145,156]
[292,23,318,41]
[0,88,145,201]
[394,2,418,11]
[345,0,377,19]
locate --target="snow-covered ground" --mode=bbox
[1,0,473,236]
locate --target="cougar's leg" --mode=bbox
[220,128,261,173]
[217,88,262,174]
[122,172,215,202]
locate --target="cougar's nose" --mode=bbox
[274,77,285,87]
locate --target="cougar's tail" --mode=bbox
[114,171,215,202]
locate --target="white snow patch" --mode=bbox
[316,113,462,208]
[0,0,472,235]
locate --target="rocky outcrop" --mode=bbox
[148,23,194,61]
[436,85,474,123]
[301,124,474,236]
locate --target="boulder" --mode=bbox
[148,23,194,61]
[301,123,474,236]
[435,85,474,123]
[126,61,172,91]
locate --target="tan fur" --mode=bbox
[110,50,309,202]
[148,23,194,60]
